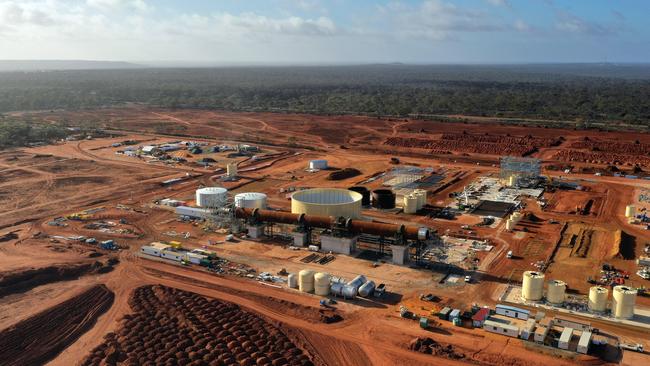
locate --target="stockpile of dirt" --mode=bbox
[383,134,551,156]
[569,139,650,155]
[327,168,361,180]
[0,284,114,366]
[0,261,113,296]
[408,337,465,360]
[81,285,317,366]
[553,149,650,167]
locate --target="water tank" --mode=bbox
[298,269,315,293]
[522,271,545,301]
[347,275,367,291]
[588,286,608,313]
[505,219,515,231]
[195,187,227,207]
[330,282,344,296]
[348,186,371,206]
[358,281,376,298]
[226,163,237,177]
[291,188,363,218]
[314,272,331,296]
[372,189,396,209]
[341,285,357,299]
[625,205,636,218]
[403,194,418,214]
[287,273,298,289]
[546,280,566,305]
[612,286,637,319]
[234,192,267,209]
[309,159,328,170]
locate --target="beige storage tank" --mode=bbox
[403,194,418,214]
[522,271,545,301]
[291,188,363,219]
[287,273,298,289]
[234,192,267,209]
[414,189,427,209]
[314,272,331,296]
[546,280,566,305]
[511,212,522,222]
[226,163,237,177]
[625,205,636,218]
[505,219,515,231]
[588,286,609,313]
[612,286,637,319]
[298,269,315,293]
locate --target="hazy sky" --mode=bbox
[0,0,648,64]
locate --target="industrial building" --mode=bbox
[495,304,530,320]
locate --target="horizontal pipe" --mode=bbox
[235,208,427,240]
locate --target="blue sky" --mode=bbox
[0,0,648,64]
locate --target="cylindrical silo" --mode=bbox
[358,281,376,298]
[612,286,637,319]
[287,273,298,289]
[372,189,396,209]
[226,163,237,177]
[195,187,227,207]
[522,271,545,301]
[505,219,515,231]
[414,189,427,209]
[291,188,363,218]
[546,280,566,305]
[625,205,636,218]
[403,194,418,214]
[314,272,331,296]
[234,192,267,209]
[588,286,609,313]
[511,212,522,222]
[298,269,315,293]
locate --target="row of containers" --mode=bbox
[288,270,379,299]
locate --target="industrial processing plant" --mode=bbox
[4,71,650,366]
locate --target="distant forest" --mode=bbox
[1,64,650,125]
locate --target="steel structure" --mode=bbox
[500,156,541,187]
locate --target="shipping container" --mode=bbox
[495,304,530,320]
[437,307,452,320]
[483,319,519,338]
[558,327,574,350]
[577,331,592,354]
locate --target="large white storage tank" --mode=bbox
[234,192,267,209]
[546,280,566,305]
[522,271,545,301]
[588,286,608,313]
[291,188,363,219]
[195,187,227,207]
[403,194,418,214]
[314,272,331,296]
[612,286,636,319]
[298,269,315,293]
[309,159,328,170]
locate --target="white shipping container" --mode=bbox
[161,249,183,262]
[558,327,574,350]
[577,331,592,354]
[483,320,519,338]
[185,252,207,264]
[141,246,163,257]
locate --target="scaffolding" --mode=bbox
[500,156,541,188]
